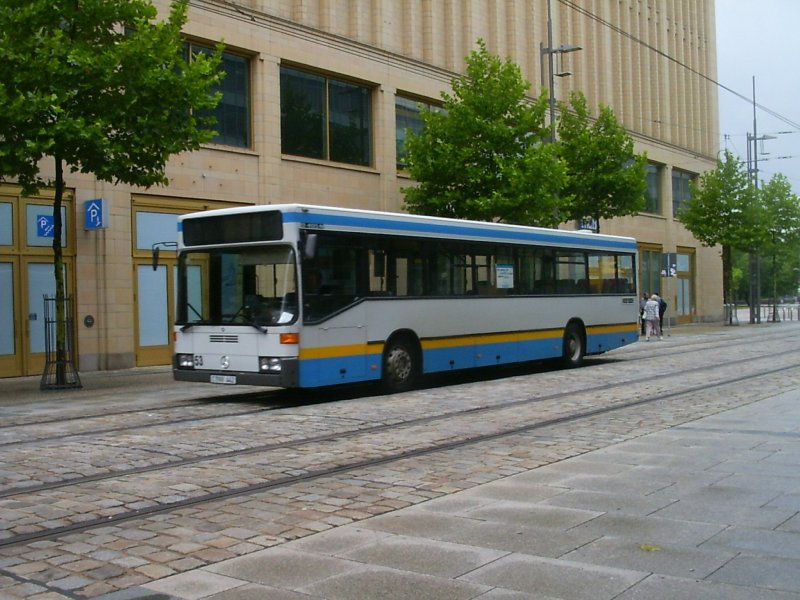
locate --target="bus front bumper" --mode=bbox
[172,357,298,388]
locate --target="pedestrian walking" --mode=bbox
[657,293,668,335]
[643,294,662,340]
[639,292,648,336]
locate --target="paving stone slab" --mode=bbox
[203,548,361,590]
[299,564,491,600]
[615,573,800,600]
[459,553,648,600]
[707,555,800,592]
[562,535,736,579]
[336,533,508,578]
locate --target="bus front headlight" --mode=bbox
[177,354,195,369]
[259,357,282,373]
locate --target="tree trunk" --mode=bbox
[722,245,732,324]
[771,249,779,322]
[52,156,67,385]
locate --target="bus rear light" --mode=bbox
[280,333,299,344]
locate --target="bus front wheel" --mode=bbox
[562,323,585,368]
[382,336,419,393]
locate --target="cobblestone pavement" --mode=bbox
[0,323,799,598]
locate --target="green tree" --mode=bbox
[0,0,223,385]
[403,40,566,227]
[681,150,757,319]
[555,92,647,232]
[756,173,800,319]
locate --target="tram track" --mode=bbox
[0,337,794,499]
[0,326,792,447]
[1,348,798,550]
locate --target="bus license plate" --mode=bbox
[210,374,237,385]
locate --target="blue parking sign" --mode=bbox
[84,199,107,230]
[37,215,55,238]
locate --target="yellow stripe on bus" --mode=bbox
[587,323,639,335]
[300,342,383,360]
[422,329,563,350]
[300,323,636,359]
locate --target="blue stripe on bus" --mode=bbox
[298,354,379,388]
[283,210,636,251]
[586,330,634,354]
[423,336,562,372]
[296,329,635,388]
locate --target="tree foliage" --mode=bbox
[403,40,566,227]
[755,173,800,313]
[0,0,223,383]
[682,151,757,250]
[680,150,755,308]
[681,152,800,312]
[403,42,646,231]
[556,92,647,231]
[757,173,800,250]
[0,0,223,195]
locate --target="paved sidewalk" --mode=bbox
[104,388,800,600]
[0,366,261,408]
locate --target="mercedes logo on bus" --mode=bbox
[220,355,230,369]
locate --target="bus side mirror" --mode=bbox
[151,241,177,271]
[303,233,318,260]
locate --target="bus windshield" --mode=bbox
[177,245,298,328]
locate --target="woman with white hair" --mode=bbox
[643,294,662,341]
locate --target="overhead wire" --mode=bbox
[556,0,800,132]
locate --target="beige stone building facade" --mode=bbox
[0,0,721,378]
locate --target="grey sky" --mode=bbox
[715,0,800,192]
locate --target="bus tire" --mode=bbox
[382,335,420,393]
[562,322,585,368]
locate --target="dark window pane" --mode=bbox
[672,170,693,217]
[645,164,660,213]
[213,53,250,147]
[328,79,371,165]
[195,46,251,148]
[395,96,425,170]
[280,67,327,159]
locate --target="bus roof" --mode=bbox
[179,203,637,252]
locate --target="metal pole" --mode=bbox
[546,0,556,141]
[752,76,761,324]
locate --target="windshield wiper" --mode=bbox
[243,322,268,333]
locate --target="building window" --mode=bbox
[395,96,441,171]
[644,164,661,214]
[0,203,12,246]
[639,248,662,296]
[187,43,251,148]
[280,66,372,167]
[672,169,693,217]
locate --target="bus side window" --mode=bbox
[369,249,390,295]
[535,250,556,294]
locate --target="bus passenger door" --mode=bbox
[311,322,368,386]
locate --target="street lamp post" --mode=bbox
[539,0,581,142]
[745,76,772,324]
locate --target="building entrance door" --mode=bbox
[0,259,22,377]
[134,260,175,367]
[0,259,72,377]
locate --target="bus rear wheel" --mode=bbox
[382,336,419,393]
[562,323,585,368]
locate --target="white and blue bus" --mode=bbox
[171,204,639,392]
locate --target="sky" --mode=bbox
[715,0,800,193]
